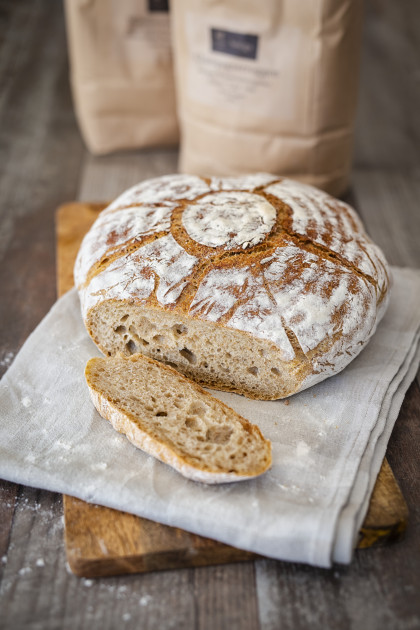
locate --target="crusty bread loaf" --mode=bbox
[85,354,272,483]
[76,173,390,400]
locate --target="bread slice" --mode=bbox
[85,354,272,484]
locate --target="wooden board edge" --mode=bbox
[55,202,107,297]
[63,495,256,578]
[357,458,408,549]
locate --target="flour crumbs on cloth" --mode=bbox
[0,267,419,567]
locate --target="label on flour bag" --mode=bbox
[211,28,258,60]
[148,0,169,12]
[185,12,301,120]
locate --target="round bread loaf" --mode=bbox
[75,173,390,400]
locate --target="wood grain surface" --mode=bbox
[0,0,420,628]
[57,202,409,577]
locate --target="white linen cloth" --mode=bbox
[0,267,419,568]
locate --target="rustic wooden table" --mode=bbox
[1,1,419,628]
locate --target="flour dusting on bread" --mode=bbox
[182,191,276,249]
[76,173,390,400]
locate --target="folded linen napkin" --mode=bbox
[0,267,419,568]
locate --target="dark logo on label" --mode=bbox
[148,0,169,12]
[211,28,258,60]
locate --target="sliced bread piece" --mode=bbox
[85,354,272,484]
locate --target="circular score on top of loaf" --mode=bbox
[75,173,390,400]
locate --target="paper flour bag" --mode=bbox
[172,0,363,195]
[64,0,179,154]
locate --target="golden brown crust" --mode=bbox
[77,174,390,399]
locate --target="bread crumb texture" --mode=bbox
[76,174,390,399]
[85,354,272,483]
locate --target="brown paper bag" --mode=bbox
[172,0,363,195]
[64,0,178,154]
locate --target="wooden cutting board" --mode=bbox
[56,202,409,578]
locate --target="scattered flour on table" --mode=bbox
[36,558,45,567]
[21,397,31,408]
[0,351,15,368]
[140,595,152,606]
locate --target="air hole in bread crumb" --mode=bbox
[120,314,129,322]
[153,335,166,344]
[179,348,197,364]
[125,340,137,354]
[164,361,178,369]
[140,338,149,346]
[115,325,126,334]
[173,324,188,336]
[185,417,198,430]
[155,411,167,417]
[271,367,280,376]
[187,402,206,417]
[206,426,233,444]
[247,366,259,376]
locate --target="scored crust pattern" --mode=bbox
[76,173,390,388]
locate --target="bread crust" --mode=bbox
[77,174,390,399]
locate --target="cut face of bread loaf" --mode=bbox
[85,354,272,483]
[76,174,390,400]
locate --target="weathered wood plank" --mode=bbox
[77,150,178,203]
[0,0,419,627]
[353,0,420,169]
[0,0,85,372]
[193,563,260,630]
[352,170,420,268]
[1,485,259,630]
[0,480,17,582]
